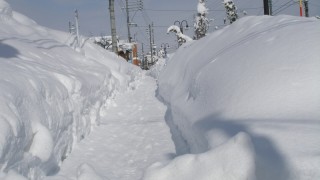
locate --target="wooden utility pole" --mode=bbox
[263,0,270,15]
[126,0,132,43]
[268,0,273,15]
[304,0,309,17]
[149,24,153,64]
[109,0,118,53]
[75,9,80,47]
[152,22,155,45]
[299,0,303,16]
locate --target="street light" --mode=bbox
[174,20,189,34]
[160,43,170,58]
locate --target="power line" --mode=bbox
[144,8,196,12]
[273,0,282,6]
[115,0,127,36]
[144,7,263,12]
[273,0,297,15]
[309,2,320,7]
[137,25,170,28]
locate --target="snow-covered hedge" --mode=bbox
[149,15,320,180]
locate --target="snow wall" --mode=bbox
[0,1,140,179]
[145,15,320,180]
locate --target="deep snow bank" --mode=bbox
[148,15,320,180]
[0,1,140,179]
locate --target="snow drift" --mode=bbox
[0,1,139,179]
[148,15,320,180]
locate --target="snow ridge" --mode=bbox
[151,15,320,180]
[0,1,140,179]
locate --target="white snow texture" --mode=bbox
[148,15,320,180]
[0,0,319,180]
[0,1,139,179]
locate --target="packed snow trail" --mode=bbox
[45,75,175,180]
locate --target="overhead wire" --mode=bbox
[273,0,297,15]
[115,0,128,37]
[309,2,320,7]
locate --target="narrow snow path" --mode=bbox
[46,75,175,180]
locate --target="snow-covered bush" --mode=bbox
[167,25,192,47]
[224,0,238,24]
[194,0,210,39]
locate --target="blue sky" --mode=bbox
[9,0,320,51]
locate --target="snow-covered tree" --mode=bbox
[167,25,192,47]
[194,0,210,39]
[224,0,238,24]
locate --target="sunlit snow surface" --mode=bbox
[0,1,139,179]
[1,0,320,179]
[151,15,320,180]
[45,75,175,180]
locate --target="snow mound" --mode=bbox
[28,122,54,162]
[0,170,28,180]
[0,0,12,20]
[147,58,167,79]
[144,132,255,180]
[0,1,140,179]
[77,163,108,180]
[156,15,320,180]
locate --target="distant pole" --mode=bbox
[299,0,303,16]
[126,0,132,43]
[149,24,153,64]
[75,9,80,47]
[142,43,144,62]
[142,43,144,55]
[69,21,72,33]
[142,43,145,68]
[109,0,118,53]
[304,0,309,17]
[263,0,270,15]
[151,22,155,57]
[152,22,155,46]
[268,0,273,15]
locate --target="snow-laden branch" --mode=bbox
[224,0,238,24]
[197,0,208,15]
[194,0,210,39]
[167,25,192,47]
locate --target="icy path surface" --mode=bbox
[46,75,175,180]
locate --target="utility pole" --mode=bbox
[75,9,80,47]
[304,0,309,17]
[299,0,303,16]
[263,0,270,15]
[142,43,144,55]
[152,22,155,45]
[126,0,132,43]
[69,21,72,34]
[268,0,273,15]
[142,43,146,69]
[151,22,156,58]
[109,0,118,53]
[149,24,153,65]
